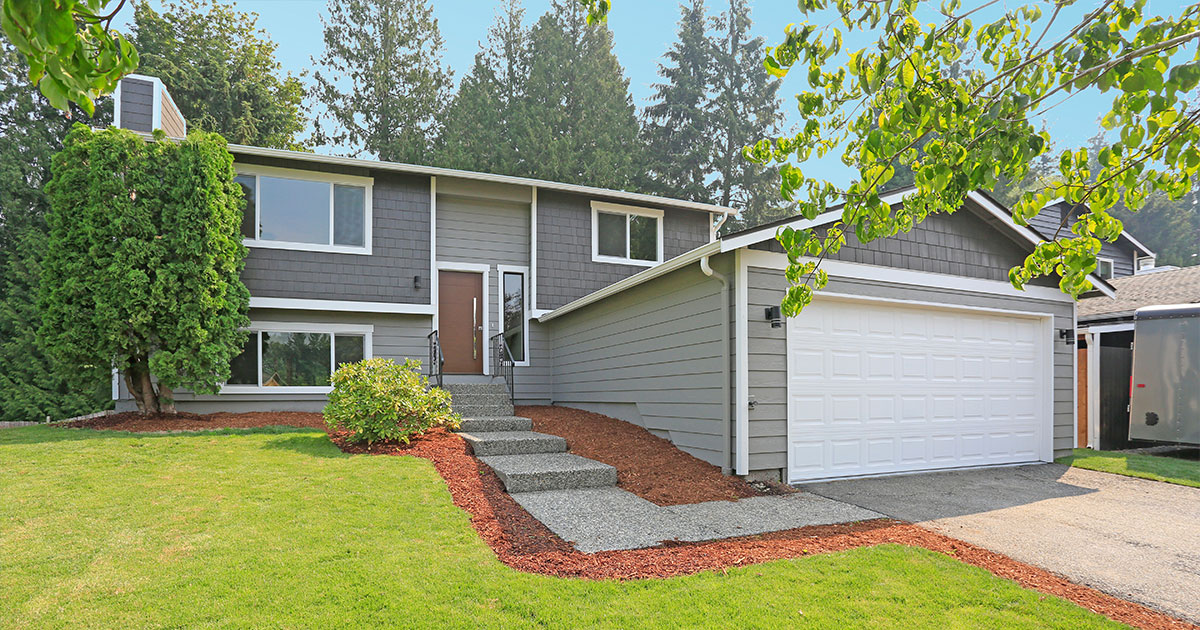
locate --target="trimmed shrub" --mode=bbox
[324,358,459,444]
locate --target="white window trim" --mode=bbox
[435,261,490,375]
[1096,257,1114,280]
[496,264,531,367]
[590,201,664,267]
[220,321,374,394]
[236,164,374,256]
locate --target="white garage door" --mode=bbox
[786,296,1050,482]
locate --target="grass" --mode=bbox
[0,426,1129,630]
[1057,447,1200,488]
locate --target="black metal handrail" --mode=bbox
[490,332,515,404]
[427,330,444,389]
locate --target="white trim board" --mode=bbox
[430,176,439,331]
[436,261,491,375]
[249,297,435,315]
[735,248,750,476]
[739,249,1079,303]
[1079,322,1135,334]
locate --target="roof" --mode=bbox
[1036,199,1156,257]
[1078,265,1200,323]
[226,143,736,216]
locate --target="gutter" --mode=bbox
[699,255,732,473]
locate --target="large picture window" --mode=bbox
[591,201,663,266]
[236,166,373,255]
[223,323,372,392]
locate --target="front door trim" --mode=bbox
[436,261,490,375]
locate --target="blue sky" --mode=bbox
[120,0,1192,185]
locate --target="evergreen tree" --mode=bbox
[434,0,529,175]
[708,0,785,231]
[130,0,308,150]
[639,0,713,202]
[520,0,641,189]
[0,44,110,422]
[312,0,453,164]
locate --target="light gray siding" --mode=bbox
[548,263,728,466]
[235,155,432,305]
[742,268,1075,479]
[1028,202,1138,277]
[536,190,712,310]
[116,308,432,413]
[118,78,154,132]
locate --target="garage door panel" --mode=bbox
[787,298,1048,482]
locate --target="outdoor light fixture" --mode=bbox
[414,275,422,290]
[766,305,783,328]
[1058,328,1075,345]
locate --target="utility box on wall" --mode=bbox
[1129,304,1200,445]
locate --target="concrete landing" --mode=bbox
[511,486,883,553]
[478,452,618,493]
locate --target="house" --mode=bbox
[111,75,1116,482]
[1076,265,1200,449]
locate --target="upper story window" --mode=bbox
[1097,257,1114,279]
[591,201,663,267]
[236,165,373,255]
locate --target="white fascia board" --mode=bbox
[249,296,435,315]
[537,241,721,323]
[739,249,1079,303]
[1078,322,1135,334]
[226,143,735,217]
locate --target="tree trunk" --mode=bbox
[158,384,177,415]
[123,370,148,414]
[126,357,159,415]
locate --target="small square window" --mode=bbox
[1097,258,1114,280]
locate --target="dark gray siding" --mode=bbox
[536,190,712,310]
[751,199,1038,283]
[1028,202,1137,277]
[236,154,432,305]
[116,308,432,413]
[742,267,1075,478]
[548,264,728,466]
[119,78,154,132]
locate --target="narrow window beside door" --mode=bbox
[502,271,526,362]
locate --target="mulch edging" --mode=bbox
[50,411,1195,630]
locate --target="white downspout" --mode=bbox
[700,255,732,473]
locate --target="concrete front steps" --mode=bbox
[452,412,617,494]
[444,382,515,418]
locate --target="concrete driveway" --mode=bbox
[803,464,1200,624]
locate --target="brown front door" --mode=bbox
[438,270,484,374]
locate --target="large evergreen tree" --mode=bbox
[708,0,785,231]
[638,0,713,202]
[520,0,641,189]
[130,0,308,150]
[311,0,452,163]
[433,0,529,175]
[0,44,111,422]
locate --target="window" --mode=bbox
[222,323,372,392]
[1097,257,1114,280]
[236,166,372,254]
[499,269,527,363]
[591,201,663,266]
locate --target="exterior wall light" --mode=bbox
[765,305,783,328]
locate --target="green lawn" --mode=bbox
[1,427,1128,630]
[1057,447,1200,488]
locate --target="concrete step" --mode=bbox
[452,403,515,417]
[443,383,511,397]
[478,452,617,493]
[457,416,533,432]
[460,430,567,456]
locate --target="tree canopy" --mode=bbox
[40,125,250,414]
[130,0,308,150]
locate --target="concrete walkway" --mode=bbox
[512,486,881,553]
[803,464,1200,624]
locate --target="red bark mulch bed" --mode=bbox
[63,410,327,432]
[516,405,792,505]
[64,411,1196,630]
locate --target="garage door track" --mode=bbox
[803,464,1200,624]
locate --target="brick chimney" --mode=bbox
[113,74,187,137]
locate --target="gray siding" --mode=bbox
[116,308,432,413]
[549,264,728,466]
[751,198,1040,283]
[119,78,154,132]
[236,154,432,305]
[742,268,1075,478]
[536,190,712,310]
[1028,202,1137,277]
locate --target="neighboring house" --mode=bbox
[1076,265,1200,449]
[111,76,1116,482]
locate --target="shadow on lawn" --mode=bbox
[258,433,350,458]
[0,424,322,447]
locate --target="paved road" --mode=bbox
[803,464,1200,624]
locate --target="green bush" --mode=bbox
[324,358,459,444]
